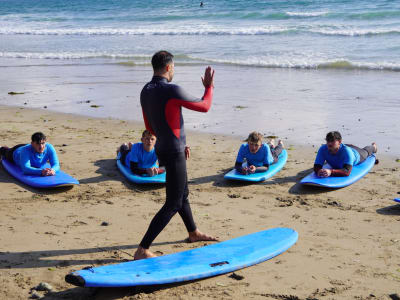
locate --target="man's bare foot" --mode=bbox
[372,142,377,153]
[133,246,157,261]
[188,229,218,243]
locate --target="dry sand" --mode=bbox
[0,106,399,300]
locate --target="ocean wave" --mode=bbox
[0,26,293,36]
[197,57,400,71]
[1,51,399,72]
[310,27,400,36]
[0,25,399,37]
[0,51,153,60]
[285,11,328,17]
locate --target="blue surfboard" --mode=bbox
[65,227,298,288]
[1,159,79,188]
[116,153,165,184]
[300,154,376,188]
[394,198,400,203]
[224,149,288,182]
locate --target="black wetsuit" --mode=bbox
[139,76,213,249]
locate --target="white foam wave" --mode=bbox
[310,27,400,36]
[0,51,151,60]
[286,11,328,17]
[0,25,293,36]
[198,56,400,71]
[0,25,398,37]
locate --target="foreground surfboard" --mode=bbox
[1,159,79,188]
[300,154,375,188]
[224,149,288,182]
[394,198,400,203]
[65,227,298,288]
[116,153,165,184]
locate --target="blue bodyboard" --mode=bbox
[65,227,298,288]
[1,159,79,188]
[394,198,400,203]
[300,154,376,188]
[224,149,288,182]
[116,153,165,184]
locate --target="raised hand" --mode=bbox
[201,66,215,88]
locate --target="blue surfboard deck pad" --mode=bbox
[116,153,165,184]
[1,159,79,188]
[65,227,298,288]
[224,149,288,182]
[300,154,376,188]
[394,198,400,203]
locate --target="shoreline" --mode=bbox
[1,62,399,157]
[0,105,399,299]
[2,103,399,161]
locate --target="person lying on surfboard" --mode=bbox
[235,131,284,175]
[117,130,165,177]
[314,131,378,177]
[0,132,59,176]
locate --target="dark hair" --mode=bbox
[245,131,263,144]
[326,131,342,142]
[142,129,155,138]
[31,132,46,143]
[151,51,174,72]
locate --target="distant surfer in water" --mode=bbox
[313,131,377,177]
[200,2,204,7]
[134,50,217,260]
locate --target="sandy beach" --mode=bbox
[0,106,399,300]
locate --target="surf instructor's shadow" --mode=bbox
[0,240,185,270]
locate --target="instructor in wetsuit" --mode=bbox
[134,50,217,260]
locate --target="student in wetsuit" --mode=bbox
[314,131,378,177]
[118,130,164,176]
[135,50,217,260]
[235,131,284,175]
[0,132,59,176]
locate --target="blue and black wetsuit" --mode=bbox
[139,76,213,249]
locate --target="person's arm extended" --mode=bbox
[47,144,60,172]
[167,85,213,113]
[166,66,215,113]
[331,164,352,177]
[130,162,165,176]
[20,150,42,175]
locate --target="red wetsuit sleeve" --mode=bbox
[169,86,213,113]
[330,164,352,177]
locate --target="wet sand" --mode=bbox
[1,62,399,156]
[0,106,399,299]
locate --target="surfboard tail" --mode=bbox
[65,274,86,287]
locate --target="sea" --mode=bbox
[0,0,399,155]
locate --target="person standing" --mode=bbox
[135,51,217,260]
